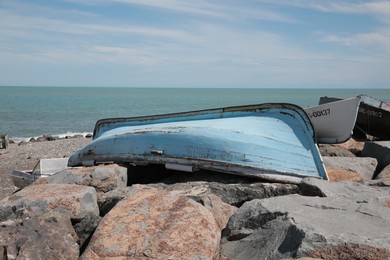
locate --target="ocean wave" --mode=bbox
[10,132,93,143]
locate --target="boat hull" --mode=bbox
[69,103,328,183]
[320,95,390,140]
[305,97,360,144]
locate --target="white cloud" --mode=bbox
[68,0,297,23]
[1,0,390,87]
[258,0,390,14]
[323,31,390,51]
[90,46,158,65]
[256,1,390,53]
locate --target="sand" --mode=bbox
[0,137,91,200]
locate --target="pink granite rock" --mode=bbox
[326,167,363,182]
[82,185,220,259]
[199,194,238,230]
[336,138,365,155]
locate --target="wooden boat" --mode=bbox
[304,97,361,144]
[320,95,390,140]
[11,158,69,189]
[68,103,328,183]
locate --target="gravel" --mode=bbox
[0,137,91,200]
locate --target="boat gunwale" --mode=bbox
[80,153,327,183]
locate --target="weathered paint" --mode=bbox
[69,103,328,183]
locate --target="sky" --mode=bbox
[0,0,390,88]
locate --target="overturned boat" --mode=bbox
[304,97,361,144]
[68,103,328,183]
[320,95,390,140]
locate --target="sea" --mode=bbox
[1,86,389,142]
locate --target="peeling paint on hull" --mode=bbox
[68,103,328,183]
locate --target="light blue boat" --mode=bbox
[68,103,328,183]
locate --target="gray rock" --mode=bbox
[149,170,300,206]
[35,164,128,194]
[97,186,138,216]
[362,141,390,176]
[0,211,79,260]
[300,177,390,203]
[73,212,101,251]
[220,189,390,259]
[0,184,99,221]
[365,179,390,187]
[322,156,378,181]
[319,144,355,157]
[152,181,300,207]
[18,140,28,146]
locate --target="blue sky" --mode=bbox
[1,0,389,88]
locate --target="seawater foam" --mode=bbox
[11,132,92,144]
[54,132,92,139]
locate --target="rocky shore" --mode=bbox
[0,137,390,259]
[0,135,92,200]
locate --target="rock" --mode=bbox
[196,194,238,231]
[208,182,300,207]
[220,191,390,259]
[326,167,363,182]
[34,164,127,195]
[362,141,390,175]
[152,179,299,207]
[377,164,390,181]
[0,211,79,260]
[18,140,28,146]
[36,135,53,142]
[97,187,137,216]
[300,177,390,204]
[335,138,365,155]
[323,156,377,181]
[308,244,390,259]
[319,144,355,157]
[73,212,101,250]
[365,179,390,187]
[81,185,220,259]
[0,184,99,221]
[36,136,45,142]
[43,134,57,141]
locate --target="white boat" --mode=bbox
[320,95,390,140]
[304,97,361,144]
[11,158,69,189]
